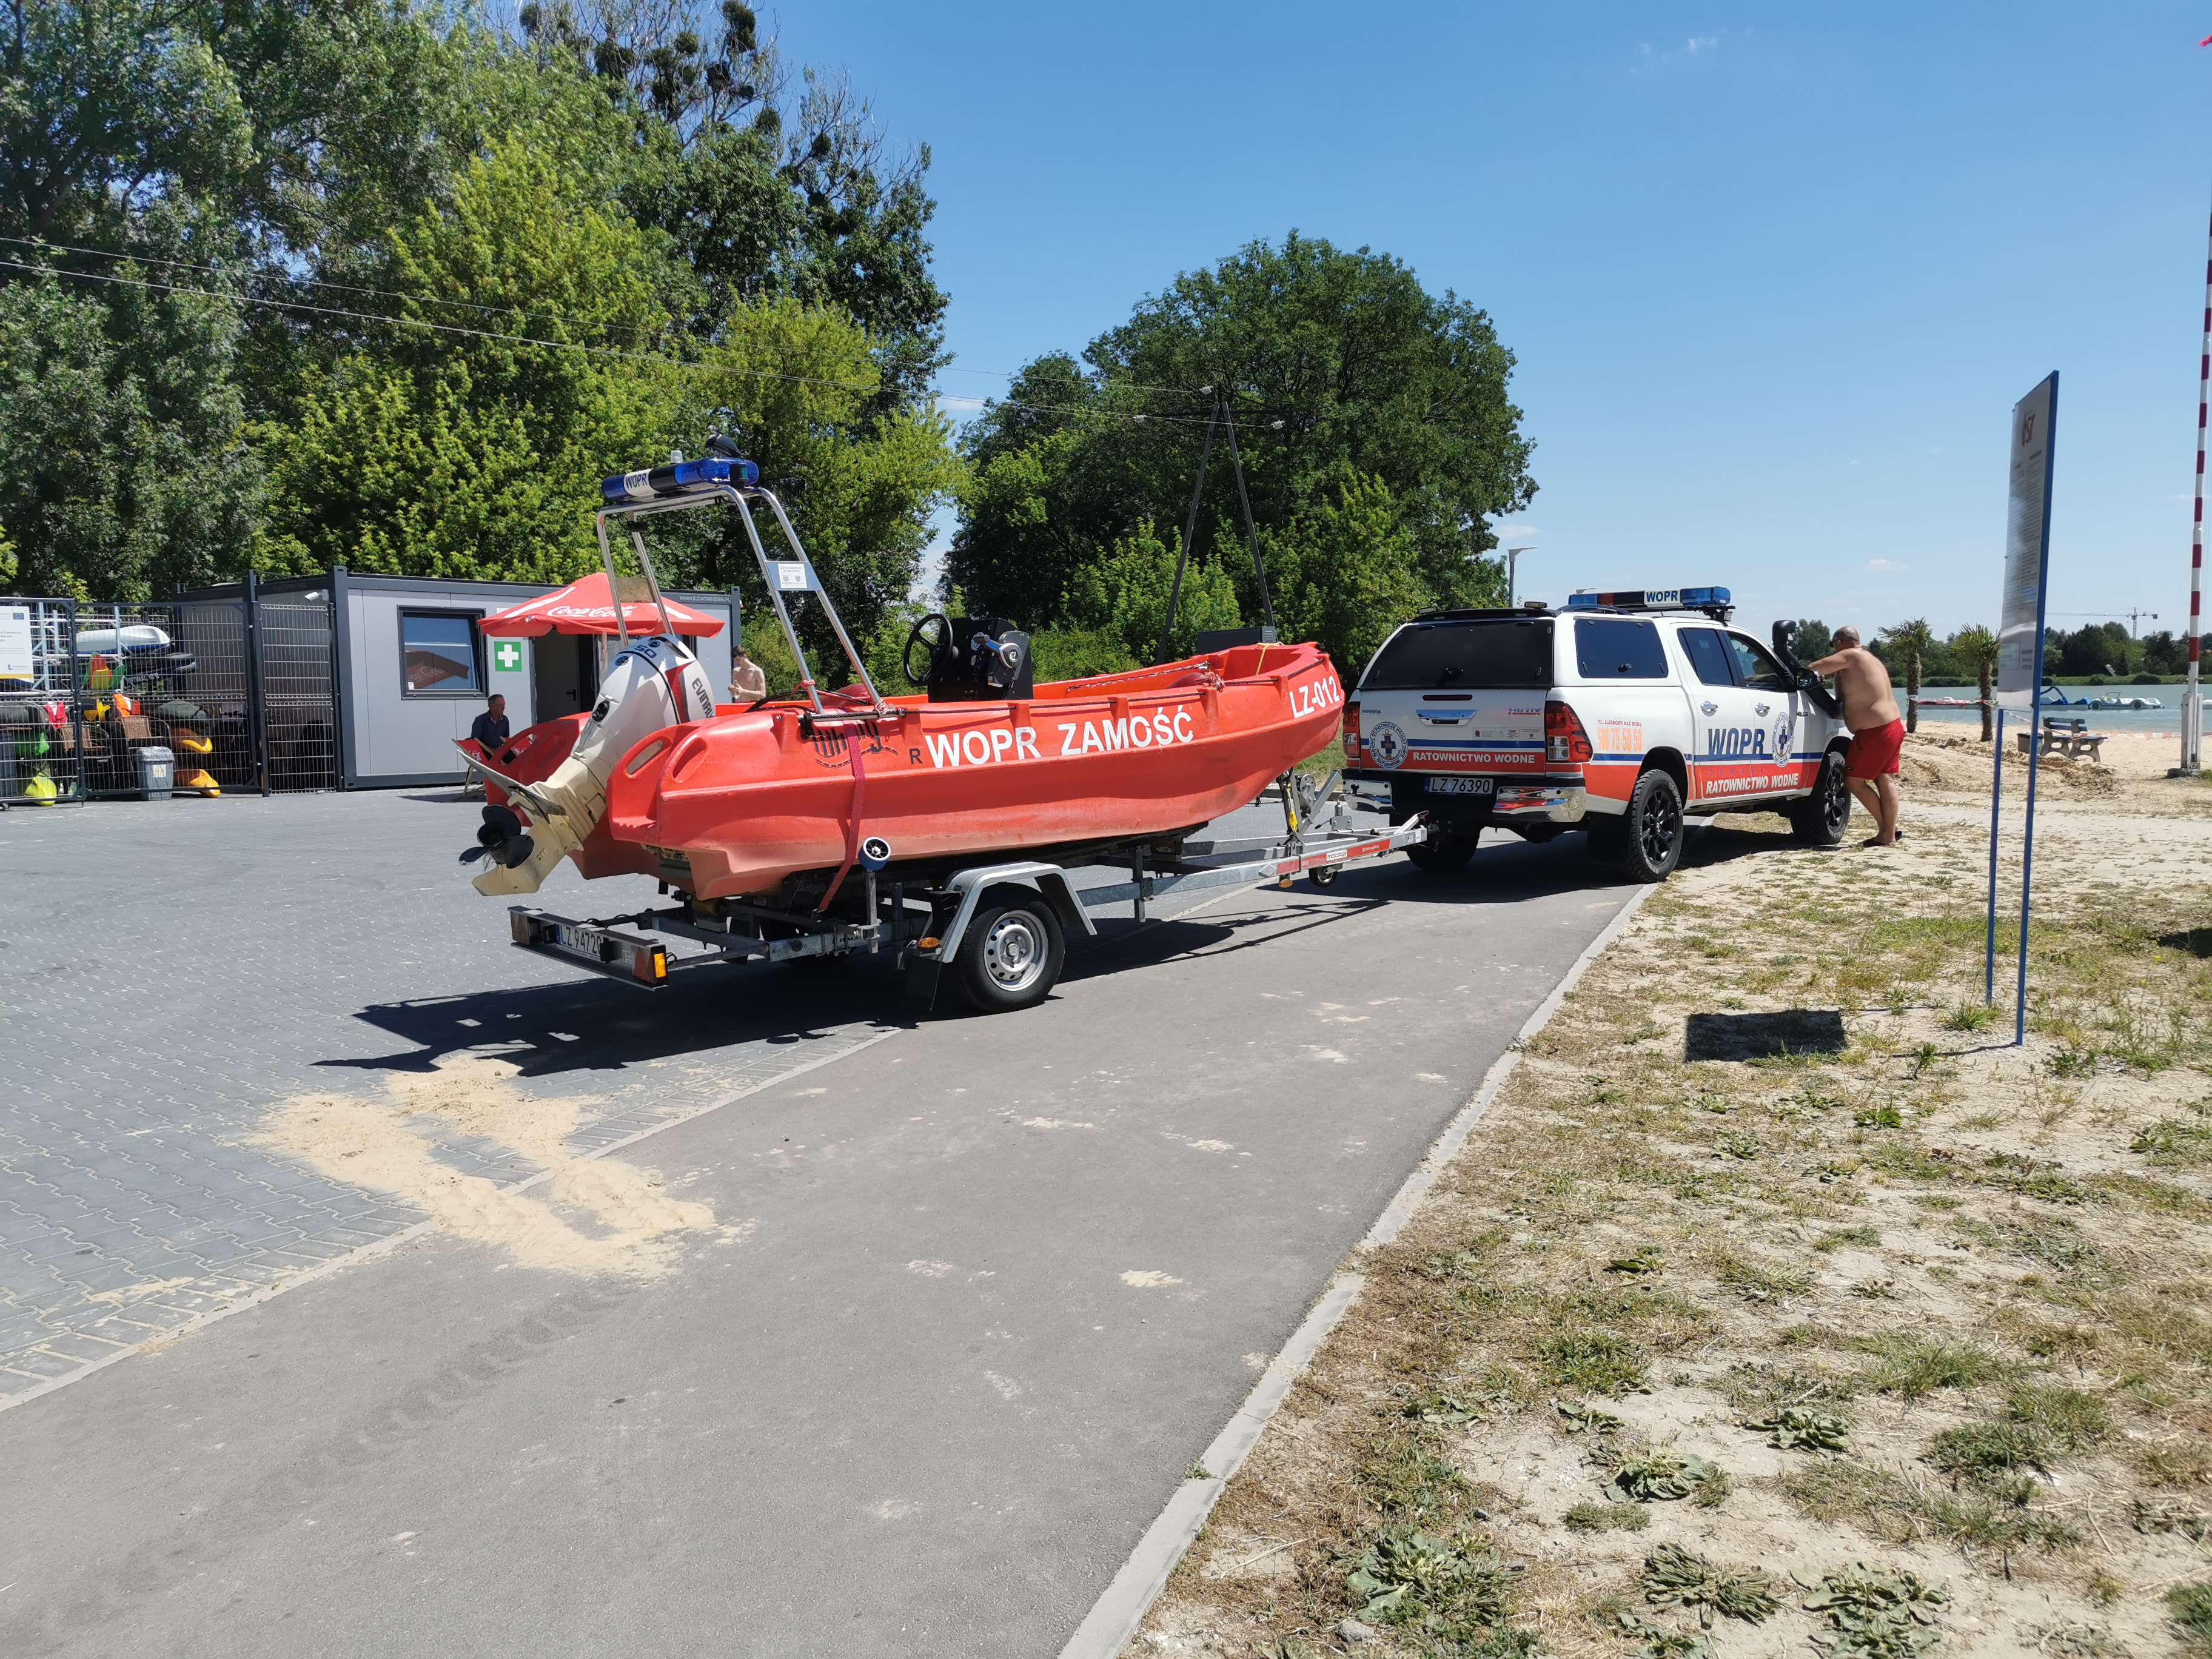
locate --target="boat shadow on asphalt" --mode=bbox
[320,959,918,1079]
[315,822,1814,1078]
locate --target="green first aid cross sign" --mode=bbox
[492,640,523,673]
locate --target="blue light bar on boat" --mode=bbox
[600,455,760,504]
[1566,586,1731,613]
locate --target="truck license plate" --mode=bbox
[1425,776,1493,796]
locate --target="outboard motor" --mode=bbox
[467,631,717,897]
[903,614,1033,702]
[1773,621,1843,718]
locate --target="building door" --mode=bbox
[531,634,595,721]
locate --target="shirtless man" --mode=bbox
[1806,628,1904,846]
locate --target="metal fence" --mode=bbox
[2,584,338,803]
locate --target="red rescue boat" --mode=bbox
[638,646,1339,896]
[473,645,1342,900]
[456,446,1341,908]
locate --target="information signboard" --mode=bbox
[1996,374,2058,709]
[0,604,30,682]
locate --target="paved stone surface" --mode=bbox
[0,788,894,1398]
[0,794,1661,1658]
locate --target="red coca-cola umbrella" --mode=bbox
[480,572,725,638]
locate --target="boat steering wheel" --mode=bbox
[903,613,952,686]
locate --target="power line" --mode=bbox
[0,234,1235,406]
[1,258,1250,427]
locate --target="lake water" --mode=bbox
[1911,687,2184,737]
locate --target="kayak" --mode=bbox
[468,641,1345,901]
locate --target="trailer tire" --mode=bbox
[954,894,1065,1013]
[1308,863,1341,888]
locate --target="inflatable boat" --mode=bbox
[459,445,1343,908]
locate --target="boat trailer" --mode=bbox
[504,775,1435,1014]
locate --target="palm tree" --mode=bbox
[1879,618,1935,733]
[1951,625,2000,742]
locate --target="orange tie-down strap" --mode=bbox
[816,728,868,912]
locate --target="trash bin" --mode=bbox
[136,745,175,801]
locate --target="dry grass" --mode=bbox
[1136,749,2212,1658]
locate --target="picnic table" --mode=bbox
[2016,716,2106,761]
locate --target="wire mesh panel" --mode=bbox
[170,597,255,791]
[72,600,253,799]
[0,600,84,803]
[258,595,338,792]
[0,594,344,800]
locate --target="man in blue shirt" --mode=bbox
[469,694,511,756]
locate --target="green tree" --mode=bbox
[1877,618,1934,732]
[255,138,685,581]
[2142,629,2187,677]
[662,294,961,654]
[2050,620,2139,679]
[1949,624,1999,742]
[1062,519,1241,665]
[1792,618,1834,663]
[0,267,260,597]
[1255,474,1432,681]
[950,233,1533,630]
[515,1,949,405]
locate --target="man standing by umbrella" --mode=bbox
[729,643,768,705]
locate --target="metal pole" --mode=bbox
[1985,707,2003,1005]
[243,568,269,796]
[1157,407,1218,664]
[2015,372,2060,1045]
[725,492,825,713]
[2184,198,2210,775]
[1220,398,1276,634]
[2017,716,2039,1045]
[752,488,892,712]
[65,597,87,800]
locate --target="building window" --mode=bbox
[400,610,484,696]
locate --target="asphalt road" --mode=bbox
[2,790,1644,1657]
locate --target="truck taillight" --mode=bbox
[1545,700,1593,763]
[1343,701,1361,760]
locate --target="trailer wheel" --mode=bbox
[1308,863,1341,888]
[954,894,1065,1013]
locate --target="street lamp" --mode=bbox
[1504,546,1537,606]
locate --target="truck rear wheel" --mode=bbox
[1791,750,1852,846]
[954,894,1065,1013]
[1404,833,1479,873]
[1614,768,1685,882]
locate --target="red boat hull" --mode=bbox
[546,642,1347,899]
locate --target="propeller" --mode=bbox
[458,803,535,868]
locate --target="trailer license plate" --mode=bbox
[1426,776,1493,796]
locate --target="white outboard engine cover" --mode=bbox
[473,634,717,896]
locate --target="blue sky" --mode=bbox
[774,2,2212,645]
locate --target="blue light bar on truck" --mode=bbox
[1566,586,1731,612]
[600,455,760,504]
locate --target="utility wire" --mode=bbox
[2,257,1262,428]
[0,234,1236,406]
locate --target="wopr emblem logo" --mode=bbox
[1368,720,1408,769]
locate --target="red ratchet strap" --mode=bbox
[816,729,868,911]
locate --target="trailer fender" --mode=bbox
[928,860,1097,964]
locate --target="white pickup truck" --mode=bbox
[1342,587,1853,881]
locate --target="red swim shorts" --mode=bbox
[1847,718,1905,779]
